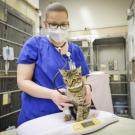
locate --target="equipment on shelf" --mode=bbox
[2,46,14,75]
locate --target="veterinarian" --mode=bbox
[17,2,92,126]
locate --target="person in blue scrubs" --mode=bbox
[17,2,92,126]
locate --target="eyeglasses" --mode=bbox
[47,22,69,30]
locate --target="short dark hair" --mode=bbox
[45,2,68,20]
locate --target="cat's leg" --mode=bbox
[76,105,84,121]
[83,105,90,119]
[64,115,72,121]
[63,108,72,121]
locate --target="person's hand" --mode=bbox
[50,90,73,110]
[84,85,92,107]
[58,88,67,95]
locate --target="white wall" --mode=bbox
[40,0,130,31]
[24,0,39,9]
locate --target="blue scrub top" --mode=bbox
[17,36,89,126]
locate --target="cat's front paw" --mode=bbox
[64,115,71,121]
[76,117,84,122]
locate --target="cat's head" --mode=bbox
[60,67,83,90]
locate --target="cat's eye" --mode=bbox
[65,80,68,83]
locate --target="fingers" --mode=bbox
[85,102,91,107]
[57,102,73,110]
[84,98,91,105]
[55,93,73,109]
[52,90,79,110]
[84,95,91,107]
[59,88,67,93]
[60,102,73,107]
[59,95,73,107]
[61,95,70,102]
[58,105,64,110]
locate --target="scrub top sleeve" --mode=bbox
[78,47,90,76]
[17,36,38,64]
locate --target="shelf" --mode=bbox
[0,89,21,95]
[0,109,20,118]
[117,114,130,118]
[0,70,17,77]
[106,71,127,75]
[113,105,128,108]
[0,75,16,78]
[112,94,128,96]
[110,82,128,84]
[81,46,89,48]
[92,37,130,118]
[0,20,32,36]
[0,70,17,73]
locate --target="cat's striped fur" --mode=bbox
[60,67,90,121]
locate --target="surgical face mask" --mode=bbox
[47,28,69,43]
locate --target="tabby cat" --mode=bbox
[60,67,90,121]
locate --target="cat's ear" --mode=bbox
[59,69,67,76]
[77,66,81,73]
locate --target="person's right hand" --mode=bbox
[50,90,73,110]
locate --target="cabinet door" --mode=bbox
[7,12,33,34]
[0,3,33,131]
[0,23,6,38]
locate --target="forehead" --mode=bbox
[68,70,77,74]
[46,11,68,23]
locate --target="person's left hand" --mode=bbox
[84,85,92,107]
